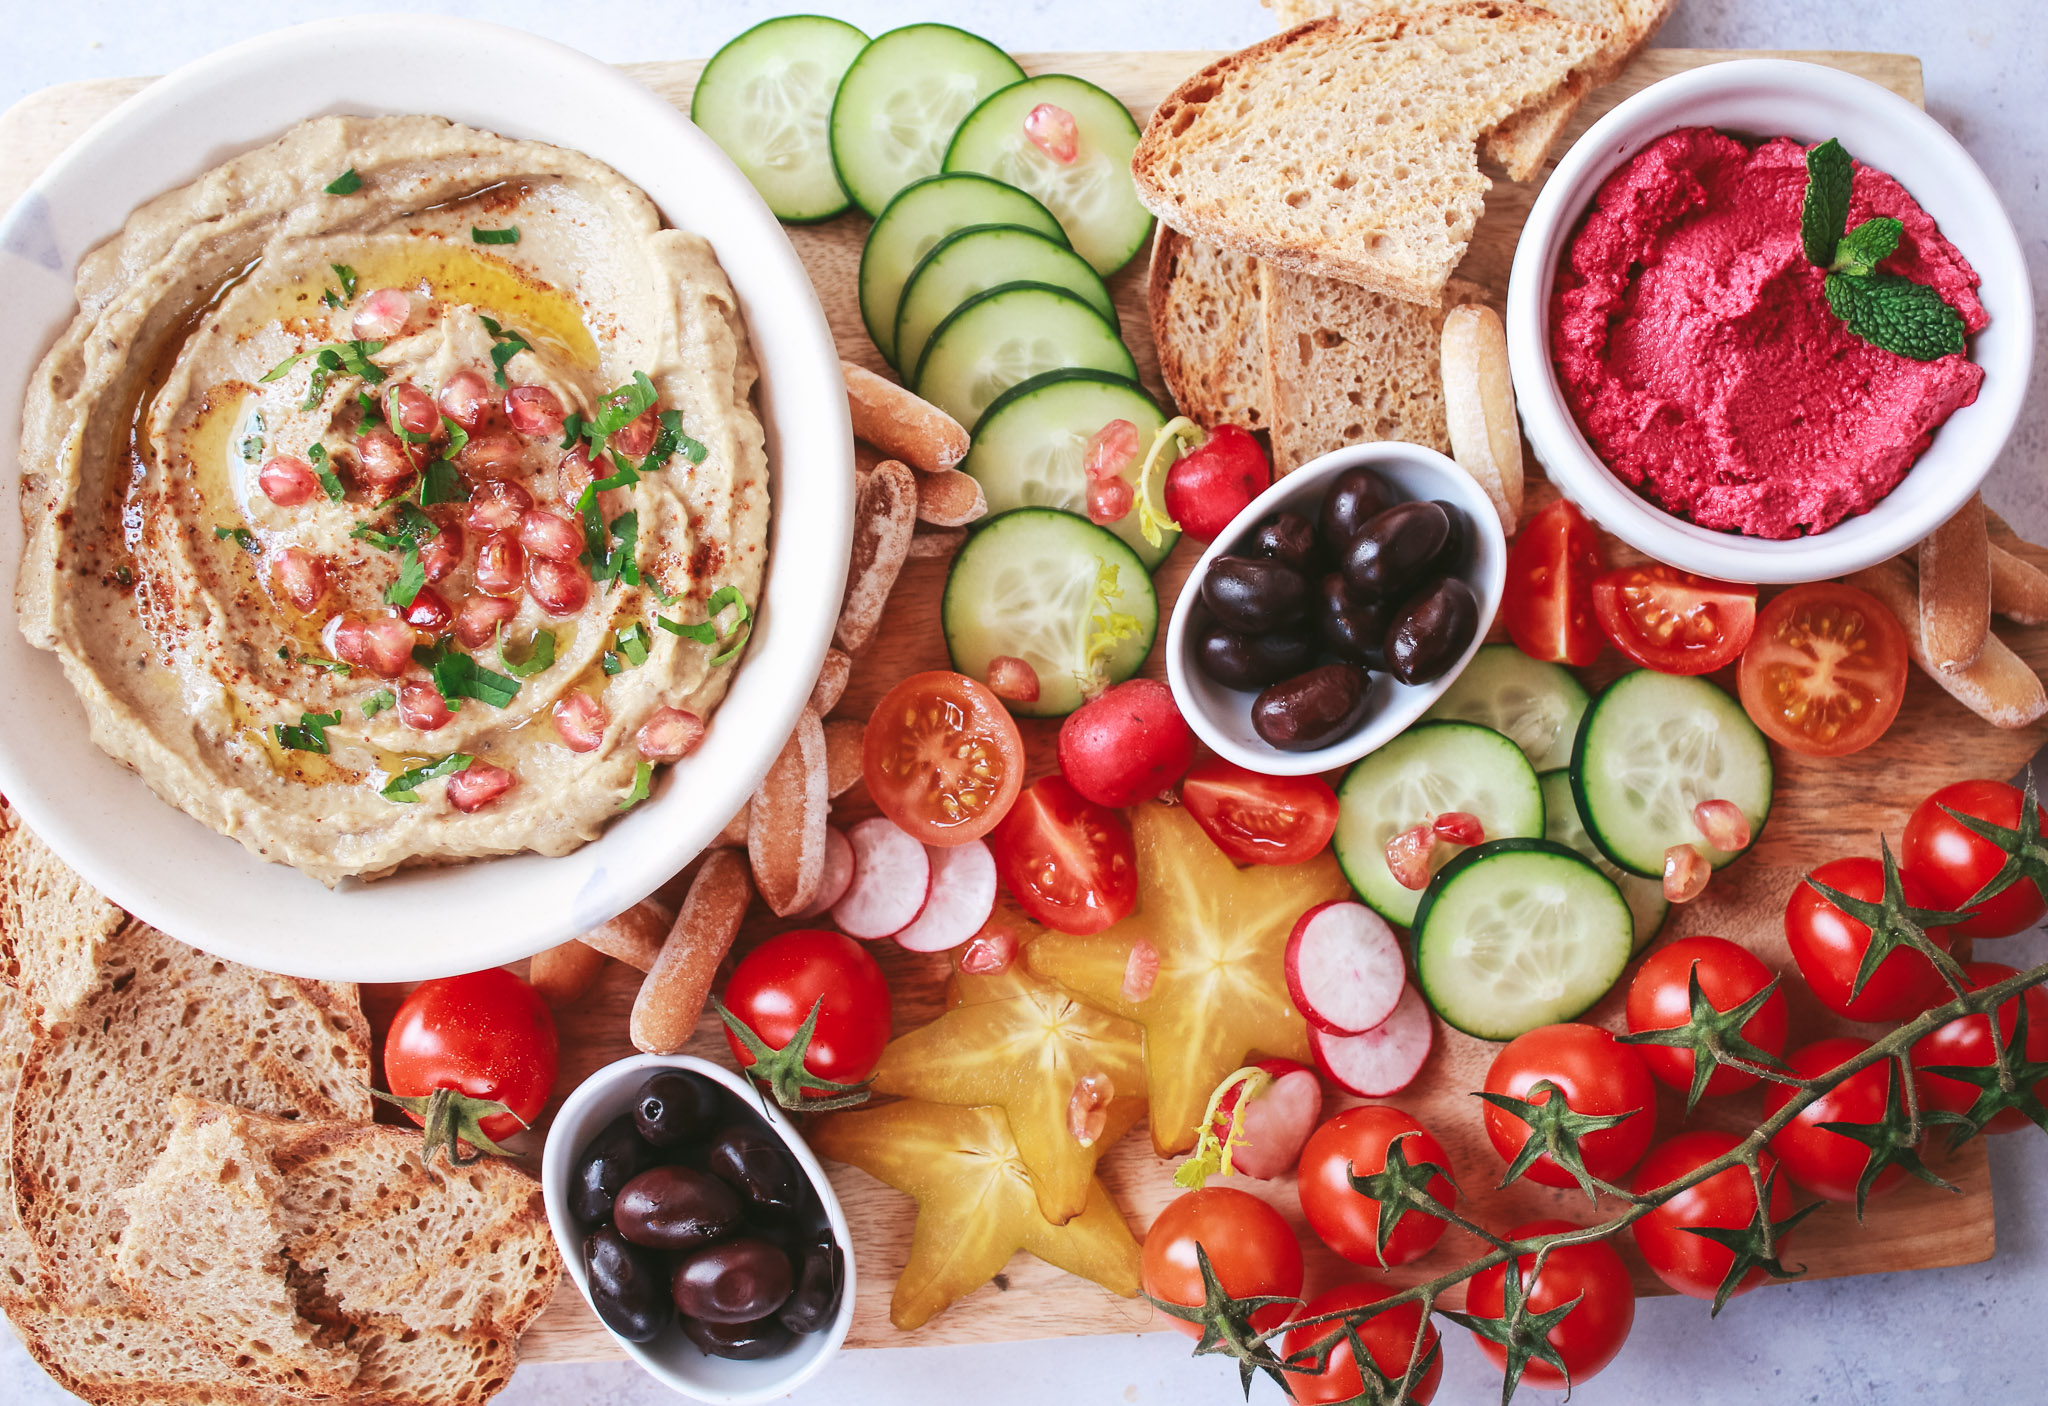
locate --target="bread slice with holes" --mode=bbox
[1132,5,1604,305]
[0,796,123,1022]
[1148,224,1270,431]
[0,978,40,1309]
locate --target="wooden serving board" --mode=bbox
[10,44,2028,1365]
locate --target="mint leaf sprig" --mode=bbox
[1800,137,1966,362]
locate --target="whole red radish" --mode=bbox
[1175,1058,1324,1187]
[1056,678,1194,807]
[1164,423,1271,541]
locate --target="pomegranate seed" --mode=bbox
[1086,476,1134,525]
[636,706,705,762]
[1024,102,1080,164]
[386,381,440,439]
[437,370,495,432]
[353,428,417,489]
[475,533,526,597]
[1664,843,1711,903]
[420,522,464,583]
[505,384,566,438]
[557,444,598,499]
[958,924,1018,976]
[1386,820,1437,891]
[325,613,368,667]
[359,613,418,678]
[404,586,452,634]
[611,407,659,458]
[1121,939,1160,1002]
[518,509,582,561]
[985,655,1041,703]
[397,679,453,731]
[461,428,527,478]
[351,287,412,341]
[1083,419,1141,481]
[1693,798,1752,853]
[1067,1071,1114,1146]
[257,456,321,507]
[552,693,608,753]
[454,593,519,649]
[467,480,533,534]
[447,761,516,813]
[271,547,328,612]
[527,557,591,616]
[1433,811,1485,847]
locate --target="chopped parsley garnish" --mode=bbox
[277,645,352,676]
[655,584,752,666]
[306,443,346,502]
[601,652,624,677]
[384,545,427,609]
[331,263,358,300]
[274,710,342,755]
[354,502,438,608]
[478,315,532,388]
[559,414,585,451]
[324,168,363,196]
[498,628,556,678]
[413,640,521,710]
[381,753,472,803]
[213,524,258,553]
[238,411,266,463]
[354,390,385,436]
[418,459,468,506]
[114,565,134,587]
[262,339,388,411]
[618,761,654,811]
[321,286,342,310]
[361,689,395,720]
[472,226,521,245]
[645,409,706,471]
[576,372,660,457]
[615,621,652,668]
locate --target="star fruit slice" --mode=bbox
[1027,801,1351,1155]
[809,1098,1144,1330]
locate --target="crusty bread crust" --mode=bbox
[0,797,123,1023]
[1147,224,1271,431]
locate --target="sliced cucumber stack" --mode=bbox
[945,74,1153,275]
[1412,839,1635,1041]
[1570,670,1774,879]
[911,283,1137,433]
[830,24,1025,218]
[894,225,1115,383]
[1333,722,1547,928]
[1421,644,1590,773]
[942,508,1157,717]
[859,174,1067,368]
[964,370,1175,570]
[691,15,870,222]
[1540,769,1668,951]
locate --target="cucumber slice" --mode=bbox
[829,24,1025,218]
[690,15,870,222]
[1413,839,1635,1041]
[895,225,1115,385]
[944,74,1154,276]
[911,283,1137,433]
[1334,722,1546,928]
[942,508,1157,717]
[1421,644,1590,773]
[963,370,1176,570]
[1570,670,1774,879]
[1540,769,1668,951]
[859,174,1067,367]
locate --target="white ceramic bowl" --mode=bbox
[1507,58,2034,584]
[0,17,850,981]
[1165,442,1507,776]
[540,1054,855,1403]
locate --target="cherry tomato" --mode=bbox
[1737,583,1908,757]
[1625,936,1789,1099]
[1901,779,2048,939]
[987,775,1137,934]
[1591,565,1756,675]
[1481,1024,1655,1189]
[1280,1282,1441,1404]
[1786,857,1954,1022]
[383,968,558,1142]
[1142,1186,1303,1337]
[1630,1130,1795,1302]
[1297,1107,1455,1268]
[1057,678,1195,808]
[721,930,891,1091]
[1502,500,1604,667]
[862,670,1025,845]
[1163,423,1272,542]
[1465,1220,1635,1388]
[1913,961,2048,1134]
[1180,757,1339,866]
[1763,1037,1911,1204]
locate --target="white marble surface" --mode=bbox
[3,2,2044,1403]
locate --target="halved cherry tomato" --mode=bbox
[1179,757,1339,866]
[1503,500,1604,667]
[863,670,1025,845]
[987,775,1137,934]
[1591,565,1756,675]
[1901,779,2048,938]
[1142,1186,1303,1337]
[1737,583,1908,757]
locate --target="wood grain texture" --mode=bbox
[8,45,2012,1368]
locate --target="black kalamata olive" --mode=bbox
[1252,663,1373,751]
[682,1314,793,1361]
[632,1069,720,1149]
[584,1225,670,1343]
[1196,622,1318,691]
[1249,511,1319,572]
[672,1237,795,1324]
[706,1125,803,1216]
[1427,500,1470,576]
[613,1165,743,1251]
[1387,577,1480,686]
[1201,555,1310,633]
[1341,501,1451,599]
[571,1115,652,1225]
[778,1235,845,1335]
[1318,466,1396,548]
[1316,572,1392,670]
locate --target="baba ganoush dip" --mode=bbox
[1551,126,1986,539]
[16,115,769,885]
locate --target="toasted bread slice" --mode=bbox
[0,797,123,1023]
[1132,5,1603,305]
[6,1299,308,1406]
[1,980,38,1308]
[1148,224,1270,431]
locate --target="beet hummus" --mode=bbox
[1550,126,1987,539]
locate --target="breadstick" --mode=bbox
[907,527,967,559]
[811,648,852,716]
[914,467,987,527]
[714,803,751,848]
[1990,544,2048,625]
[577,897,671,973]
[843,361,970,474]
[854,438,885,476]
[748,706,829,917]
[1919,494,1991,671]
[824,718,864,799]
[836,458,917,653]
[1439,304,1523,537]
[631,849,753,1054]
[1848,559,2048,729]
[529,939,609,1006]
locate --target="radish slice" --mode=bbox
[893,840,998,952]
[1229,1064,1324,1179]
[795,827,855,920]
[1309,984,1434,1097]
[1285,900,1405,1036]
[832,818,931,939]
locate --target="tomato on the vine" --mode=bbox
[383,967,558,1144]
[862,670,1025,845]
[1179,757,1339,866]
[1786,857,1954,1022]
[1630,1131,1795,1302]
[1280,1282,1442,1404]
[1913,961,2048,1134]
[1142,1186,1303,1337]
[988,775,1137,934]
[1591,565,1756,675]
[1625,936,1789,1099]
[1297,1107,1455,1268]
[1901,779,2048,939]
[1503,500,1604,667]
[1737,582,1908,757]
[1465,1220,1636,1388]
[721,930,891,1099]
[1762,1037,1912,1204]
[1481,1024,1655,1189]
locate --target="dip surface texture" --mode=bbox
[1551,126,1986,539]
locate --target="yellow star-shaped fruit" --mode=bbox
[1027,801,1350,1155]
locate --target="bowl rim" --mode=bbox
[1505,57,2035,585]
[0,15,851,981]
[539,1053,856,1402]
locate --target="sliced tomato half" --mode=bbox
[1180,757,1338,866]
[1591,565,1756,675]
[863,670,1025,844]
[1503,499,1606,667]
[1737,582,1908,757]
[987,775,1137,934]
